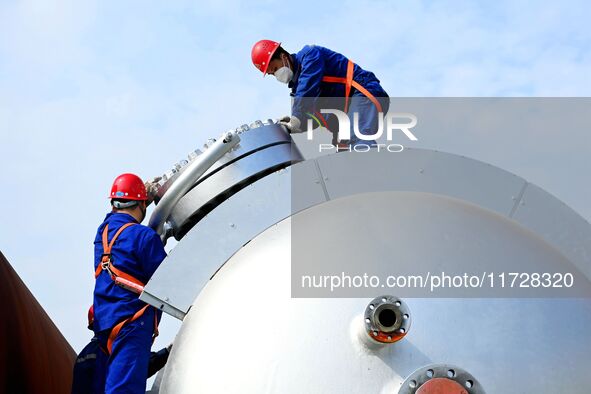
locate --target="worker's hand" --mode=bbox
[277,115,301,133]
[145,176,162,206]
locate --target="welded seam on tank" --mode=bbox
[175,161,293,239]
[509,181,529,218]
[313,159,330,201]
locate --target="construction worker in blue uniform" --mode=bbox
[91,173,167,394]
[251,40,390,148]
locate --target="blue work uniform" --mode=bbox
[71,337,171,394]
[288,45,390,146]
[92,212,166,394]
[71,338,100,394]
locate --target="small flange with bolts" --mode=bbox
[364,295,411,343]
[399,364,485,394]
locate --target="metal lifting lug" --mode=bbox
[222,132,233,143]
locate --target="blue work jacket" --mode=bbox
[288,45,388,122]
[92,212,166,333]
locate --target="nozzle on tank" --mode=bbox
[359,295,411,348]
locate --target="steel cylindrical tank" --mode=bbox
[159,190,591,393]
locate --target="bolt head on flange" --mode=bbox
[399,364,485,394]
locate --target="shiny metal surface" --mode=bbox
[142,149,591,319]
[198,123,293,176]
[364,295,411,344]
[148,131,240,239]
[146,145,591,393]
[314,148,526,217]
[154,122,292,201]
[290,192,590,297]
[140,163,316,318]
[511,182,591,279]
[159,211,591,393]
[399,364,485,394]
[169,142,303,238]
[149,122,303,239]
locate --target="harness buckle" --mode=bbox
[100,254,111,270]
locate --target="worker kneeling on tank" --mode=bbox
[251,39,390,149]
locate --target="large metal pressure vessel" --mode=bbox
[141,122,591,393]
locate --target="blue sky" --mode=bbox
[1,0,590,356]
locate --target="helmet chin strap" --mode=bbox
[112,200,139,209]
[139,203,147,222]
[282,53,291,70]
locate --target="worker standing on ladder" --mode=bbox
[92,173,166,394]
[251,40,390,148]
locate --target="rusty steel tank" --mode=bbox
[0,251,76,394]
[138,120,591,393]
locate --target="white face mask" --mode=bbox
[275,66,293,84]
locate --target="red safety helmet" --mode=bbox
[87,305,94,330]
[251,39,281,75]
[109,173,147,201]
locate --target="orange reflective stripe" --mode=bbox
[321,59,383,113]
[109,264,145,288]
[321,76,346,83]
[107,304,149,354]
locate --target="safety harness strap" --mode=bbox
[351,80,383,113]
[106,304,159,354]
[94,222,139,281]
[343,59,354,112]
[93,221,159,355]
[321,59,383,114]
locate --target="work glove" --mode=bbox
[145,176,162,206]
[277,115,302,133]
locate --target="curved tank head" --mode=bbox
[145,148,591,393]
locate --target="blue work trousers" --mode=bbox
[347,93,390,147]
[93,307,156,394]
